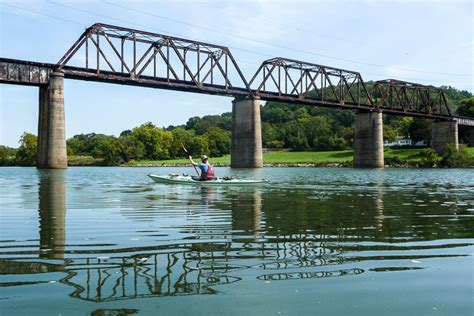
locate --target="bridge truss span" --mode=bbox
[56,23,251,96]
[1,22,471,124]
[249,57,374,111]
[371,79,452,118]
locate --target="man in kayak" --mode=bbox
[188,155,216,180]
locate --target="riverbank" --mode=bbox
[121,147,474,168]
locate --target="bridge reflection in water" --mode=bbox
[38,170,66,260]
[0,170,470,303]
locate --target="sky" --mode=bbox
[0,0,472,147]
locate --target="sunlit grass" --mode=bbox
[128,146,474,166]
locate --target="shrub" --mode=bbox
[384,156,406,166]
[419,148,441,167]
[440,144,473,168]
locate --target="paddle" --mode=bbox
[182,144,199,176]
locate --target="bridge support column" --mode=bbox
[231,97,263,168]
[353,111,384,168]
[431,120,458,154]
[37,72,67,169]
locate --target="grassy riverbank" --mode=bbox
[122,147,474,167]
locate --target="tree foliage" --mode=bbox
[456,97,474,117]
[15,132,37,166]
[1,86,472,167]
[440,144,473,167]
[0,145,18,166]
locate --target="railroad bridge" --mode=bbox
[1,23,473,168]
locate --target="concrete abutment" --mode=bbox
[431,120,458,154]
[231,97,263,168]
[37,72,67,169]
[353,111,384,168]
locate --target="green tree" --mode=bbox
[440,144,473,167]
[187,135,209,157]
[97,137,123,166]
[131,122,173,160]
[283,121,309,151]
[203,127,231,157]
[456,97,474,117]
[169,128,195,158]
[15,132,37,166]
[261,102,293,124]
[383,125,398,142]
[409,118,431,143]
[441,86,472,111]
[118,135,145,162]
[262,122,282,148]
[0,145,18,166]
[384,115,413,138]
[185,114,232,135]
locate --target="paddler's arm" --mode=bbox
[188,155,198,166]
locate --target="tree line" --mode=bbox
[1,87,472,166]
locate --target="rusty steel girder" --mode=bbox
[370,79,451,118]
[2,23,471,123]
[56,23,251,96]
[0,58,53,86]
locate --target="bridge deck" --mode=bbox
[1,56,473,126]
[1,57,473,126]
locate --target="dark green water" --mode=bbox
[0,167,473,315]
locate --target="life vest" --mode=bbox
[206,165,215,179]
[201,164,215,180]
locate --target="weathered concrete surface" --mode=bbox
[231,97,263,168]
[353,111,384,168]
[432,120,458,154]
[37,85,49,168]
[37,72,67,169]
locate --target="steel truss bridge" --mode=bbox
[0,23,473,125]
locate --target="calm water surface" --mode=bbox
[0,167,473,315]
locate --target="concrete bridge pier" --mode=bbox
[353,111,384,168]
[431,120,458,154]
[231,96,263,168]
[37,72,67,169]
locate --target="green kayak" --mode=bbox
[148,174,268,186]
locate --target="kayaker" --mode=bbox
[188,155,216,180]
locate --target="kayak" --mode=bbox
[148,174,268,186]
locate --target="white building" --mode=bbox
[384,136,427,147]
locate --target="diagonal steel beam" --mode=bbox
[100,31,131,73]
[89,36,116,72]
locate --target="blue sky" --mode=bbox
[1,0,472,147]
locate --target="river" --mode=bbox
[0,167,473,315]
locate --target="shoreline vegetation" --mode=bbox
[2,91,473,168]
[64,147,474,168]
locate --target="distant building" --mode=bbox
[384,136,427,147]
[412,140,427,147]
